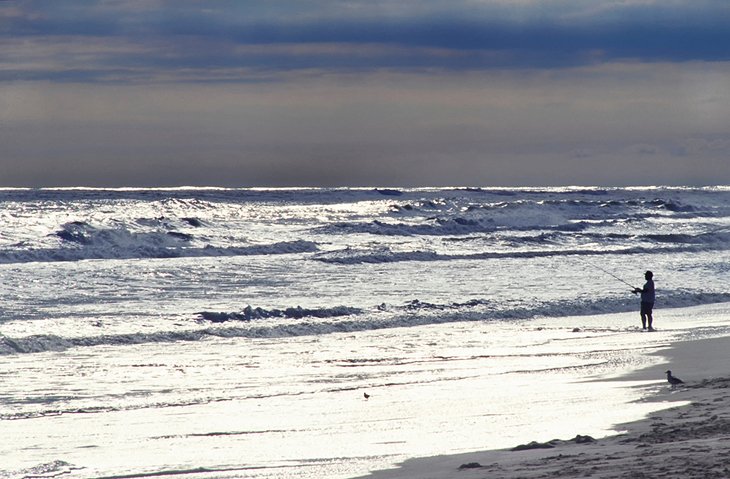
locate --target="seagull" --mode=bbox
[666,370,684,386]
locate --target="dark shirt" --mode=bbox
[641,279,655,303]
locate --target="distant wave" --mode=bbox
[643,231,730,244]
[0,221,318,264]
[319,208,726,238]
[317,219,484,237]
[309,248,573,265]
[378,196,729,237]
[312,240,730,265]
[317,217,596,237]
[3,292,730,355]
[53,220,195,248]
[374,188,404,196]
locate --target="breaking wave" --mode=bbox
[198,305,363,322]
[0,460,83,479]
[0,220,318,263]
[3,292,730,356]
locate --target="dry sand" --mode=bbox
[359,334,730,479]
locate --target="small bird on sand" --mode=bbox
[666,370,684,386]
[363,392,370,400]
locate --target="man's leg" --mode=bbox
[646,304,654,330]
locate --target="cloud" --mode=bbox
[2,1,730,187]
[2,1,730,83]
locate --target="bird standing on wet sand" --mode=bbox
[666,370,684,386]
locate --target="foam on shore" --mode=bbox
[357,332,730,479]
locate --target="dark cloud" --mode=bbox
[2,1,730,83]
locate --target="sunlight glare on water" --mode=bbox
[4,304,727,479]
[2,187,730,478]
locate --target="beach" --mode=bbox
[358,334,730,479]
[2,187,730,479]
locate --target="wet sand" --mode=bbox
[358,334,730,479]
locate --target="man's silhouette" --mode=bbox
[633,271,655,331]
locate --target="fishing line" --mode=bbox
[575,255,637,291]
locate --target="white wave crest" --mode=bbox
[3,293,730,356]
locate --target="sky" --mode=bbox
[1,0,730,187]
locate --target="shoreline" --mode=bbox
[357,333,730,479]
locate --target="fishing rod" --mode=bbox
[575,255,637,291]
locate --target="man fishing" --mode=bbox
[633,271,655,331]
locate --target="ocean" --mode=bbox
[1,186,729,479]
